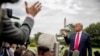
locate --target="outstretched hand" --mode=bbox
[25,1,41,17]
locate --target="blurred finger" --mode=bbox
[25,1,28,8]
[37,6,42,11]
[25,1,28,13]
[38,8,41,12]
[35,3,41,8]
[33,1,39,7]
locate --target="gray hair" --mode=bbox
[74,23,83,28]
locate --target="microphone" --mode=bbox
[2,8,20,19]
[72,50,79,56]
[11,16,20,19]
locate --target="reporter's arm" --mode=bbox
[2,16,34,44]
[61,30,70,44]
[1,1,41,44]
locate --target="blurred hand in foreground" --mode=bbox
[25,1,42,17]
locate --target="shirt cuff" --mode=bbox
[27,14,34,20]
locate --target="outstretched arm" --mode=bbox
[64,36,70,44]
[2,16,34,44]
[2,1,41,44]
[61,29,70,44]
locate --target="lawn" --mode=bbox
[92,48,100,56]
[28,47,37,51]
[28,46,100,56]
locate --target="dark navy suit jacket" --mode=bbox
[64,32,92,56]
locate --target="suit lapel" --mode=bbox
[73,33,76,42]
[72,33,76,50]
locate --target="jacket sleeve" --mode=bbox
[64,36,70,44]
[87,34,92,56]
[2,17,34,45]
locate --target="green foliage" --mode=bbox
[84,22,100,47]
[66,24,75,36]
[30,38,35,43]
[29,32,43,47]
[67,24,75,33]
[34,32,43,44]
[29,42,37,47]
[29,38,36,47]
[59,40,67,45]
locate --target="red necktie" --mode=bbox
[74,32,80,50]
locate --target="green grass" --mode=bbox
[28,46,100,56]
[28,47,37,51]
[92,48,100,56]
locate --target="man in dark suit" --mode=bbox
[61,23,92,56]
[0,0,41,45]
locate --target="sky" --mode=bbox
[2,0,100,37]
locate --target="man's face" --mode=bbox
[12,44,17,48]
[74,24,82,32]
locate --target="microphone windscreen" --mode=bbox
[72,50,79,56]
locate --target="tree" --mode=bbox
[29,32,43,47]
[34,32,43,44]
[29,38,36,47]
[84,22,100,47]
[65,24,75,36]
[67,24,75,33]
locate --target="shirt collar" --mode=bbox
[76,30,82,34]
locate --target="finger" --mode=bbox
[36,6,42,13]
[35,3,41,8]
[38,8,41,12]
[35,8,41,15]
[37,6,42,10]
[25,1,28,13]
[25,1,28,7]
[33,1,39,7]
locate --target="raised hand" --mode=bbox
[25,1,42,17]
[60,29,67,36]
